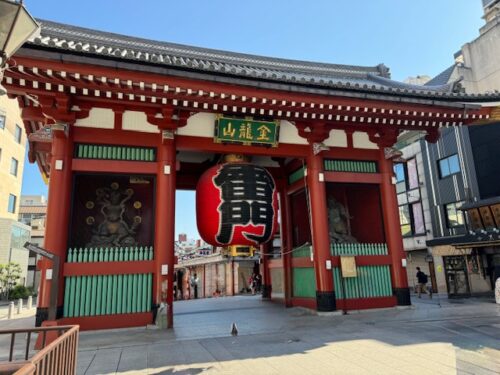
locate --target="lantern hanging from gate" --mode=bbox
[196,158,278,247]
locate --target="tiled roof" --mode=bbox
[19,19,500,101]
[19,206,47,214]
[425,65,456,87]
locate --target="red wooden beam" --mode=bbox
[72,159,157,174]
[72,127,158,147]
[176,135,309,157]
[291,257,314,268]
[268,259,284,268]
[324,171,382,184]
[58,312,152,330]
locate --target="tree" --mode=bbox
[0,262,22,299]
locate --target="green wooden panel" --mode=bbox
[146,274,152,311]
[288,167,305,185]
[75,144,156,162]
[292,245,311,258]
[84,276,92,316]
[126,274,132,313]
[331,243,388,256]
[122,274,128,313]
[137,274,143,312]
[67,276,75,317]
[117,275,123,314]
[106,275,113,315]
[324,159,378,173]
[333,265,392,299]
[131,274,138,313]
[292,267,316,298]
[111,275,118,315]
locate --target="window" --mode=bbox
[439,154,460,178]
[0,115,5,129]
[394,163,406,193]
[8,194,16,213]
[399,205,412,236]
[399,202,426,236]
[407,158,419,190]
[11,225,30,249]
[412,202,425,234]
[445,202,465,227]
[14,125,22,143]
[10,158,18,176]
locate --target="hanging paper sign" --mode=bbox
[196,163,278,246]
[214,115,279,147]
[340,256,357,278]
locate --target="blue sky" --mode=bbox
[20,0,485,239]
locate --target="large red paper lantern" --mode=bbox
[196,163,278,247]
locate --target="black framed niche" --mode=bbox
[69,174,155,249]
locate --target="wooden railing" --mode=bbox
[0,325,79,375]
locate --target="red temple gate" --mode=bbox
[3,19,498,330]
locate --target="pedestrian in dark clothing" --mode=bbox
[416,267,431,298]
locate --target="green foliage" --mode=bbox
[0,262,22,299]
[9,285,33,300]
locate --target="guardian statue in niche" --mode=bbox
[86,182,141,247]
[327,196,358,244]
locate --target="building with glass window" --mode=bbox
[0,96,30,286]
[19,196,47,290]
[396,122,500,298]
[394,2,500,298]
[0,96,26,219]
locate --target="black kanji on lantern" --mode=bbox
[213,164,275,244]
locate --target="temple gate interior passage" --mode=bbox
[3,19,496,330]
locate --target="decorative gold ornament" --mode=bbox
[224,154,249,163]
[126,188,134,195]
[134,216,142,224]
[111,182,119,190]
[85,201,95,209]
[134,201,142,209]
[86,216,95,225]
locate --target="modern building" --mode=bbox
[425,0,500,94]
[395,1,500,298]
[425,123,500,297]
[19,195,47,290]
[3,19,497,330]
[0,95,30,286]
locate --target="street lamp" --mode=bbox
[0,0,40,95]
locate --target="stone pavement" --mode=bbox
[74,295,500,375]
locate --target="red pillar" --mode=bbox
[306,150,336,311]
[154,138,176,327]
[379,151,411,305]
[37,127,73,326]
[260,243,272,298]
[279,179,293,307]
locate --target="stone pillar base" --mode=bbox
[394,287,411,306]
[262,284,272,298]
[316,291,336,311]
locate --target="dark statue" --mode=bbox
[86,183,140,247]
[327,196,357,244]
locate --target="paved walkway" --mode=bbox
[73,295,500,375]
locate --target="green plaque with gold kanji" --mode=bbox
[214,115,279,147]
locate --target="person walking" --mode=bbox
[416,267,431,298]
[191,273,199,299]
